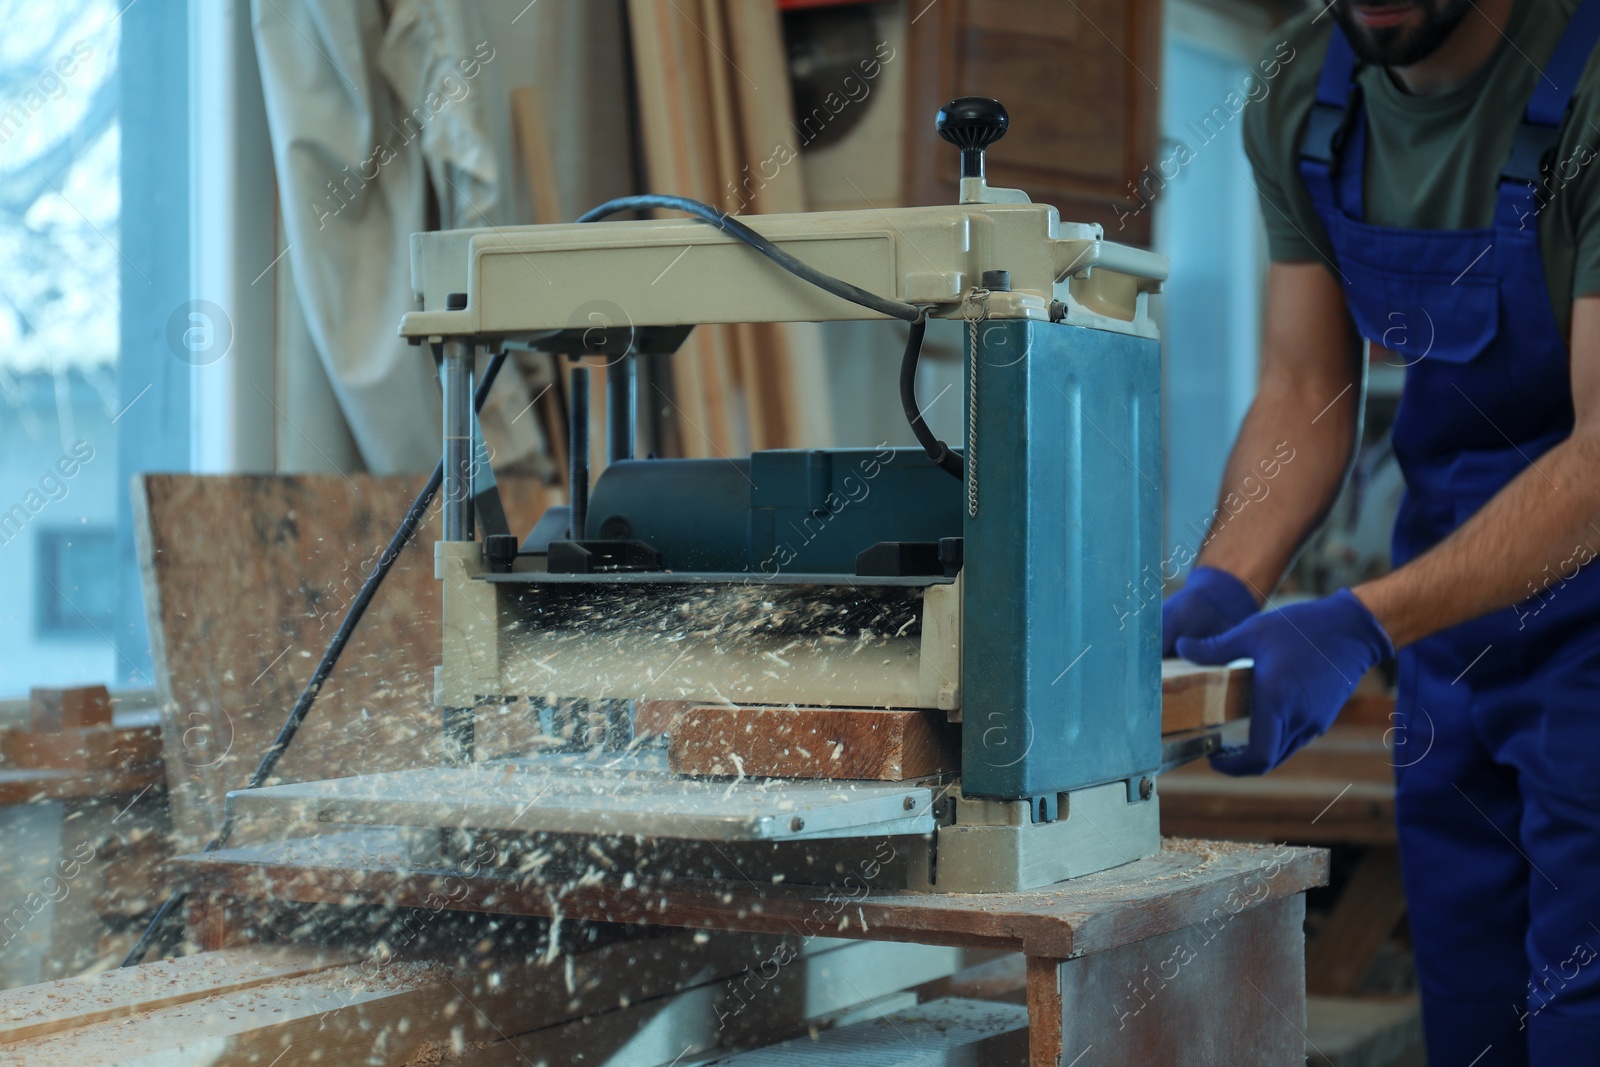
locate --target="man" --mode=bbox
[1163,0,1600,1062]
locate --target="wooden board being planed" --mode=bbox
[1160,659,1251,734]
[664,664,1249,782]
[668,705,956,780]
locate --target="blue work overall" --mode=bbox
[1299,8,1600,1064]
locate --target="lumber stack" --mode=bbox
[0,686,175,983]
[626,0,830,457]
[1,687,160,774]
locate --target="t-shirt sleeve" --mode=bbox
[1564,78,1600,298]
[1241,20,1338,265]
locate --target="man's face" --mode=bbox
[1325,0,1476,66]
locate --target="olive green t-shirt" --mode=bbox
[1242,0,1600,341]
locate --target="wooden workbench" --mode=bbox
[169,831,1327,1066]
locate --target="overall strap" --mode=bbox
[1500,0,1600,224]
[1299,27,1365,219]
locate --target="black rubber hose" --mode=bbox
[899,319,963,478]
[120,350,509,967]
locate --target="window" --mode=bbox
[0,0,189,694]
[34,524,115,636]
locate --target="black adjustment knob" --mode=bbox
[936,97,1009,180]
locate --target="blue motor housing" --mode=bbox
[582,448,963,576]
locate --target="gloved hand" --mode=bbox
[1176,589,1394,776]
[1161,565,1260,657]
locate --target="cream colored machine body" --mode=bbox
[230,100,1209,894]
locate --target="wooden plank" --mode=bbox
[1159,716,1398,846]
[627,0,721,457]
[132,474,551,851]
[0,947,350,1045]
[27,687,112,731]
[723,0,817,451]
[510,86,561,225]
[909,951,1025,1005]
[1305,846,1408,997]
[667,704,957,780]
[2,934,957,1067]
[659,664,1250,776]
[1160,660,1251,735]
[1,724,161,771]
[1025,956,1064,1067]
[1158,777,1397,846]
[1275,726,1393,784]
[165,831,1327,961]
[0,766,165,805]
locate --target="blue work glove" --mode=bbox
[1161,565,1260,657]
[1176,589,1394,776]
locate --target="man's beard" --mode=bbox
[1327,0,1477,67]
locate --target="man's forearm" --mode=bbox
[1196,374,1359,600]
[1354,428,1600,648]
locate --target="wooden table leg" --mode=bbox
[1026,896,1308,1066]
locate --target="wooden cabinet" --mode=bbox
[902,0,1163,246]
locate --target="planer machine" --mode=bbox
[225,99,1224,895]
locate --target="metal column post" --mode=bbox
[441,339,474,542]
[569,363,590,540]
[606,355,635,466]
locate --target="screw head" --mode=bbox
[790,816,805,832]
[903,796,917,811]
[1138,777,1155,801]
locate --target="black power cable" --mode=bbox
[121,193,954,966]
[581,195,959,476]
[576,194,924,324]
[898,318,962,479]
